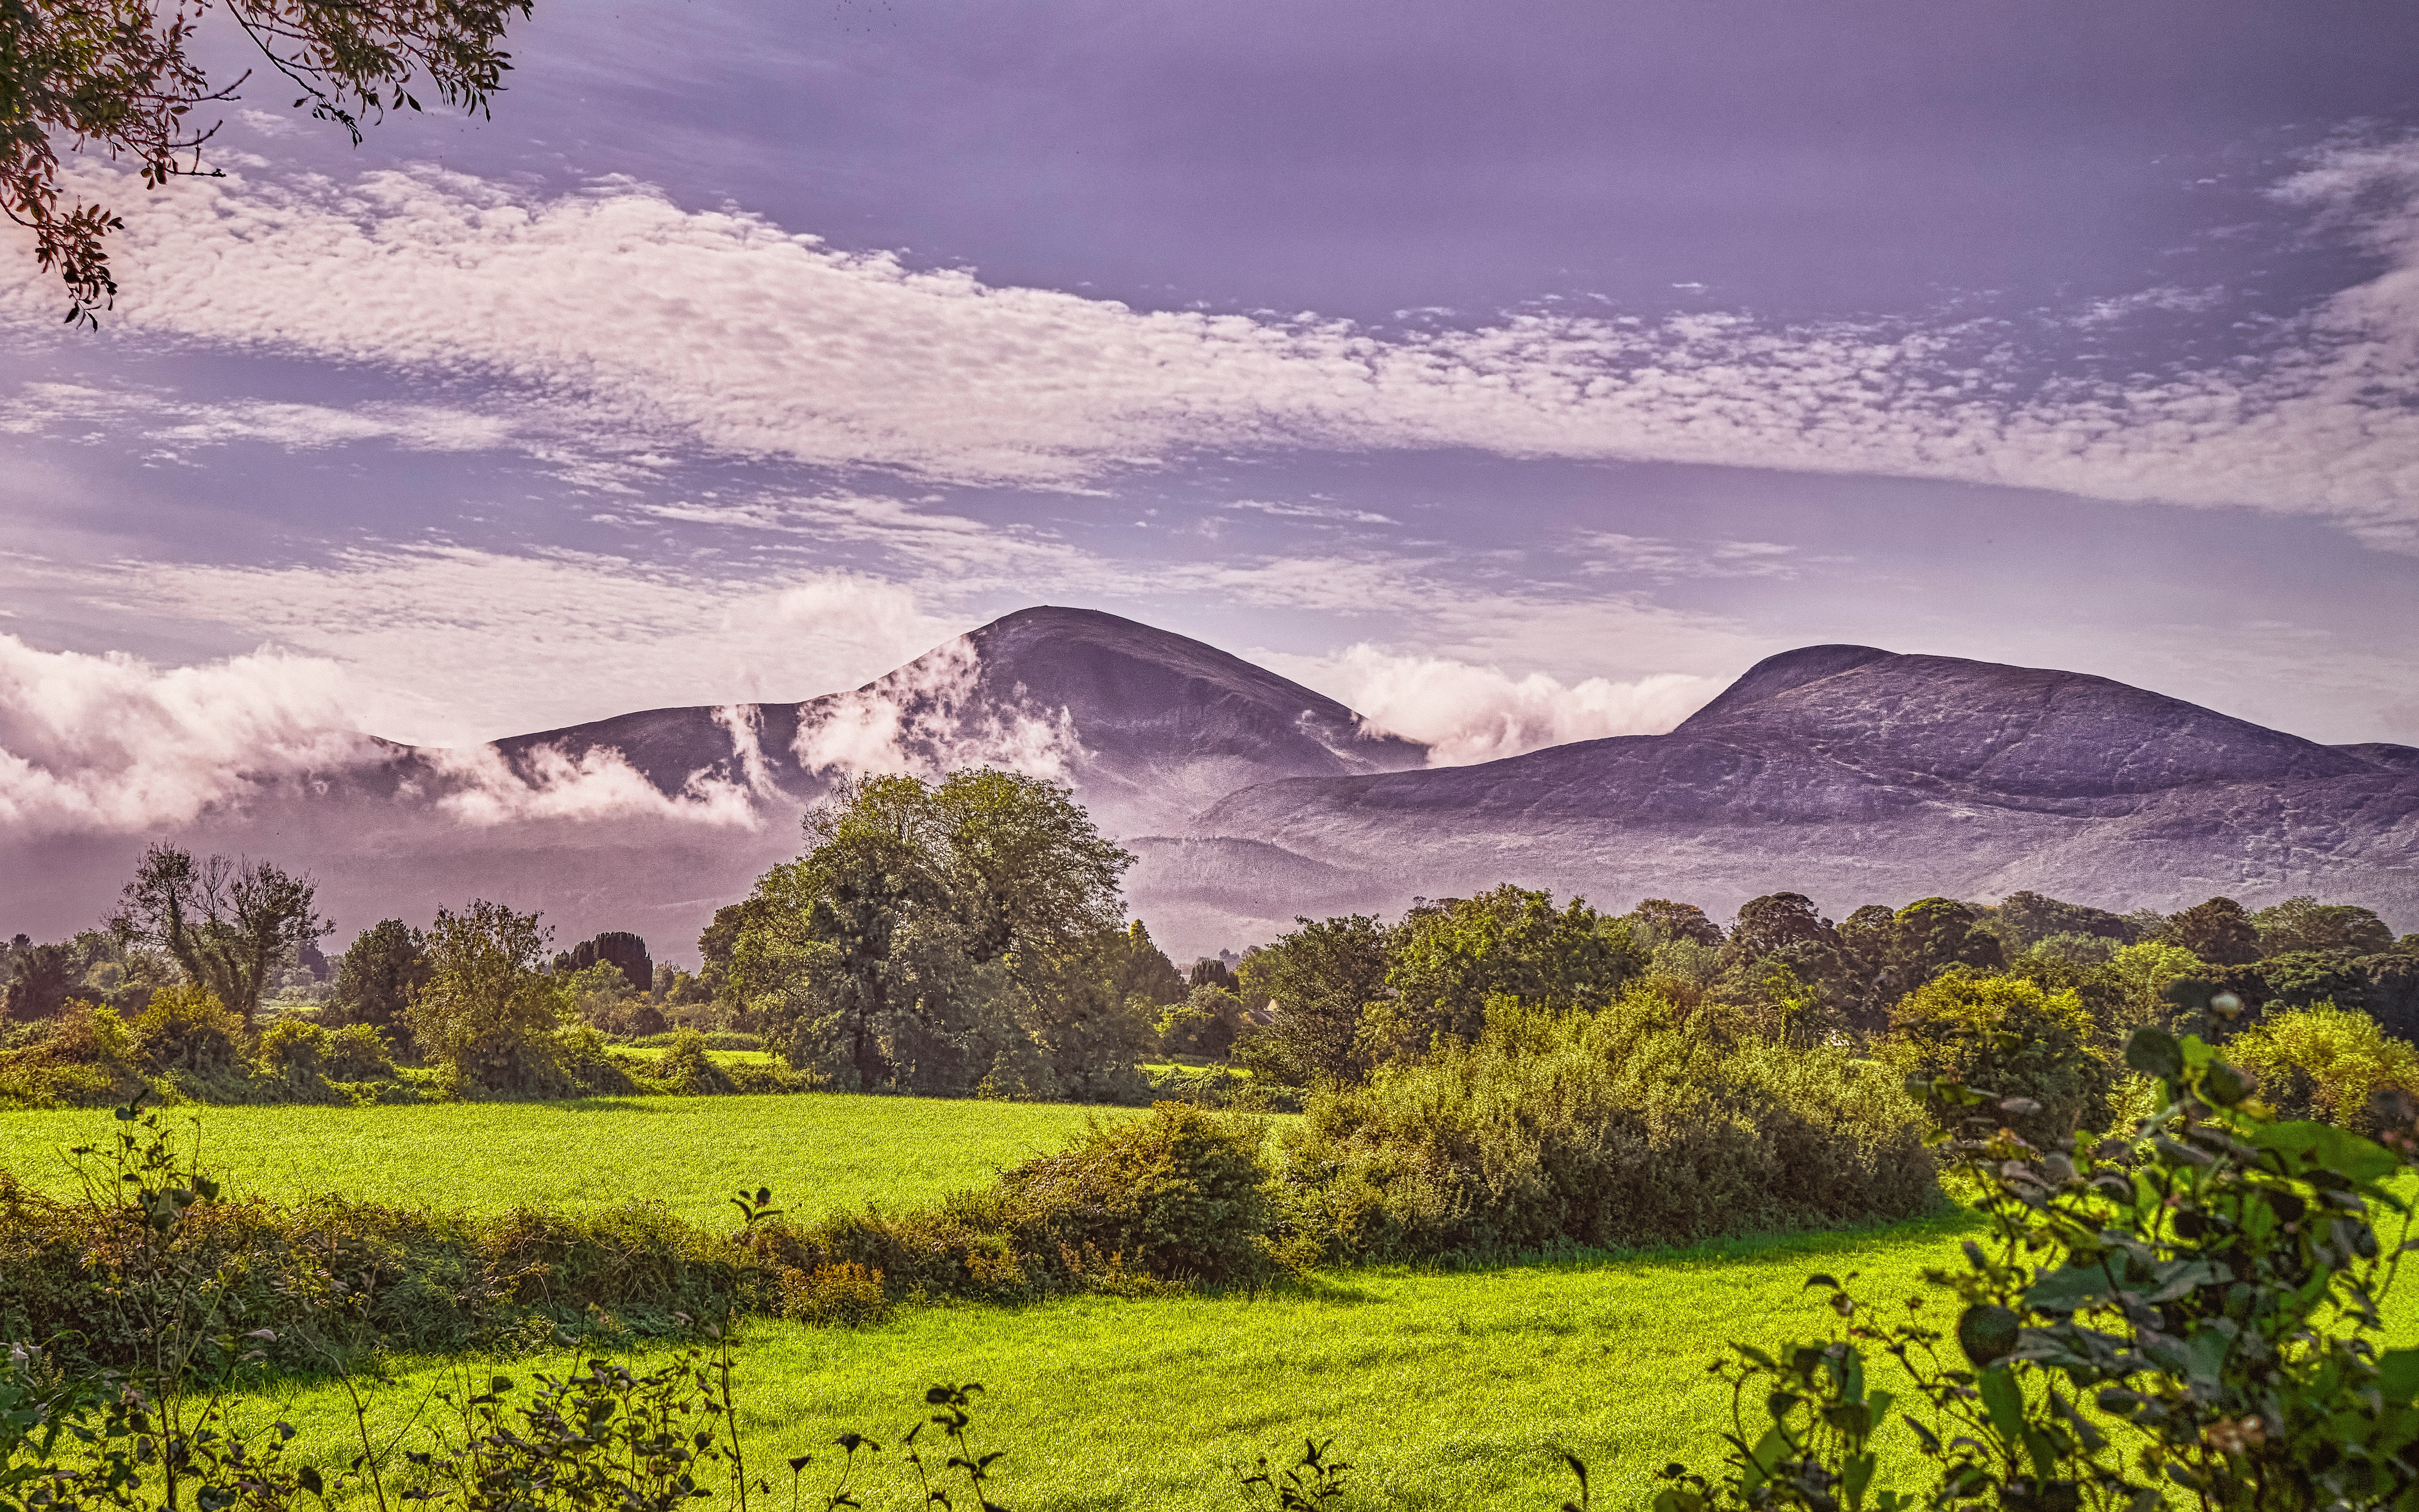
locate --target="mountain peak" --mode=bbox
[1677,644,1893,727]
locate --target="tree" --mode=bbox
[2251,895,2396,958]
[110,843,328,1027]
[2,934,73,1021]
[1888,966,2112,1145]
[720,769,1141,1099]
[1107,920,1187,1008]
[2158,895,2263,966]
[406,898,560,1092]
[3,0,532,326]
[555,931,652,995]
[1627,897,1723,947]
[1724,892,1838,963]
[1369,885,1641,1058]
[1987,889,2137,951]
[1233,913,1393,1085]
[325,919,430,1035]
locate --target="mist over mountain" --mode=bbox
[3,612,2412,962]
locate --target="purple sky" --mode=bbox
[5,0,2419,833]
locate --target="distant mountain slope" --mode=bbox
[1184,645,2419,934]
[0,608,1426,957]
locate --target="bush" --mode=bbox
[990,1103,1277,1285]
[1276,993,1936,1262]
[1656,1026,2419,1509]
[2222,1004,2419,1134]
[777,1261,891,1327]
[132,984,243,1076]
[1887,966,2112,1143]
[654,1028,735,1096]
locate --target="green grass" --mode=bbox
[238,1215,1986,1512]
[0,1095,1131,1227]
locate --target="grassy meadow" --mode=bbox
[0,1094,1132,1227]
[242,1215,1986,1512]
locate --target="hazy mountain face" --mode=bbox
[5,615,2412,965]
[1182,644,2419,945]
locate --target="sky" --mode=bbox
[6,0,2419,815]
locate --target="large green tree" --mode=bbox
[721,770,1142,1099]
[3,0,531,325]
[324,918,430,1036]
[2251,895,2396,958]
[1367,885,1643,1060]
[405,898,559,1091]
[2158,896,2263,966]
[1234,913,1394,1085]
[110,843,327,1026]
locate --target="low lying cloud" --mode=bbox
[792,636,1084,783]
[418,734,766,830]
[118,548,957,746]
[14,148,2419,541]
[0,629,799,836]
[0,634,370,833]
[1293,645,1723,765]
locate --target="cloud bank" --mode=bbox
[14,145,2419,541]
[1288,644,1722,765]
[0,634,367,833]
[792,637,1084,783]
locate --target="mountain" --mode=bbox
[7,620,2414,966]
[1180,644,2419,937]
[0,608,1426,958]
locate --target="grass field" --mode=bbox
[0,1095,1132,1227]
[243,1215,1984,1512]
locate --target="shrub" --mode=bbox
[132,984,244,1075]
[1652,1026,2419,1509]
[991,1103,1277,1285]
[1277,993,1936,1261]
[654,1027,736,1096]
[1887,966,2112,1143]
[322,1022,398,1081]
[777,1261,891,1326]
[2222,1005,2419,1133]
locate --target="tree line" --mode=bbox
[5,769,2415,1112]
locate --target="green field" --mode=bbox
[15,1093,2419,1510]
[0,1095,1129,1227]
[241,1216,1980,1511]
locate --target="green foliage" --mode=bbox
[131,983,243,1076]
[724,769,1142,1100]
[1233,913,1392,1086]
[1365,885,1644,1062]
[1276,994,1937,1262]
[1659,1025,2419,1510]
[327,919,431,1035]
[2158,894,2264,966]
[1157,983,1244,1057]
[988,1103,1278,1286]
[1110,919,1189,1007]
[777,1261,892,1327]
[110,845,329,1028]
[651,1028,735,1096]
[2252,894,2396,958]
[408,900,565,1095]
[1629,899,1726,948]
[1887,967,2114,1143]
[0,936,73,1023]
[2223,1006,2419,1134]
[1,0,533,326]
[1987,890,2140,952]
[2256,949,2373,1015]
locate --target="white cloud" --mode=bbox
[0,634,369,833]
[791,634,1085,783]
[1576,533,1800,580]
[419,735,765,829]
[1280,644,1721,765]
[1225,498,1399,525]
[8,150,2419,543]
[112,547,957,744]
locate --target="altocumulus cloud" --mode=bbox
[15,148,2419,540]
